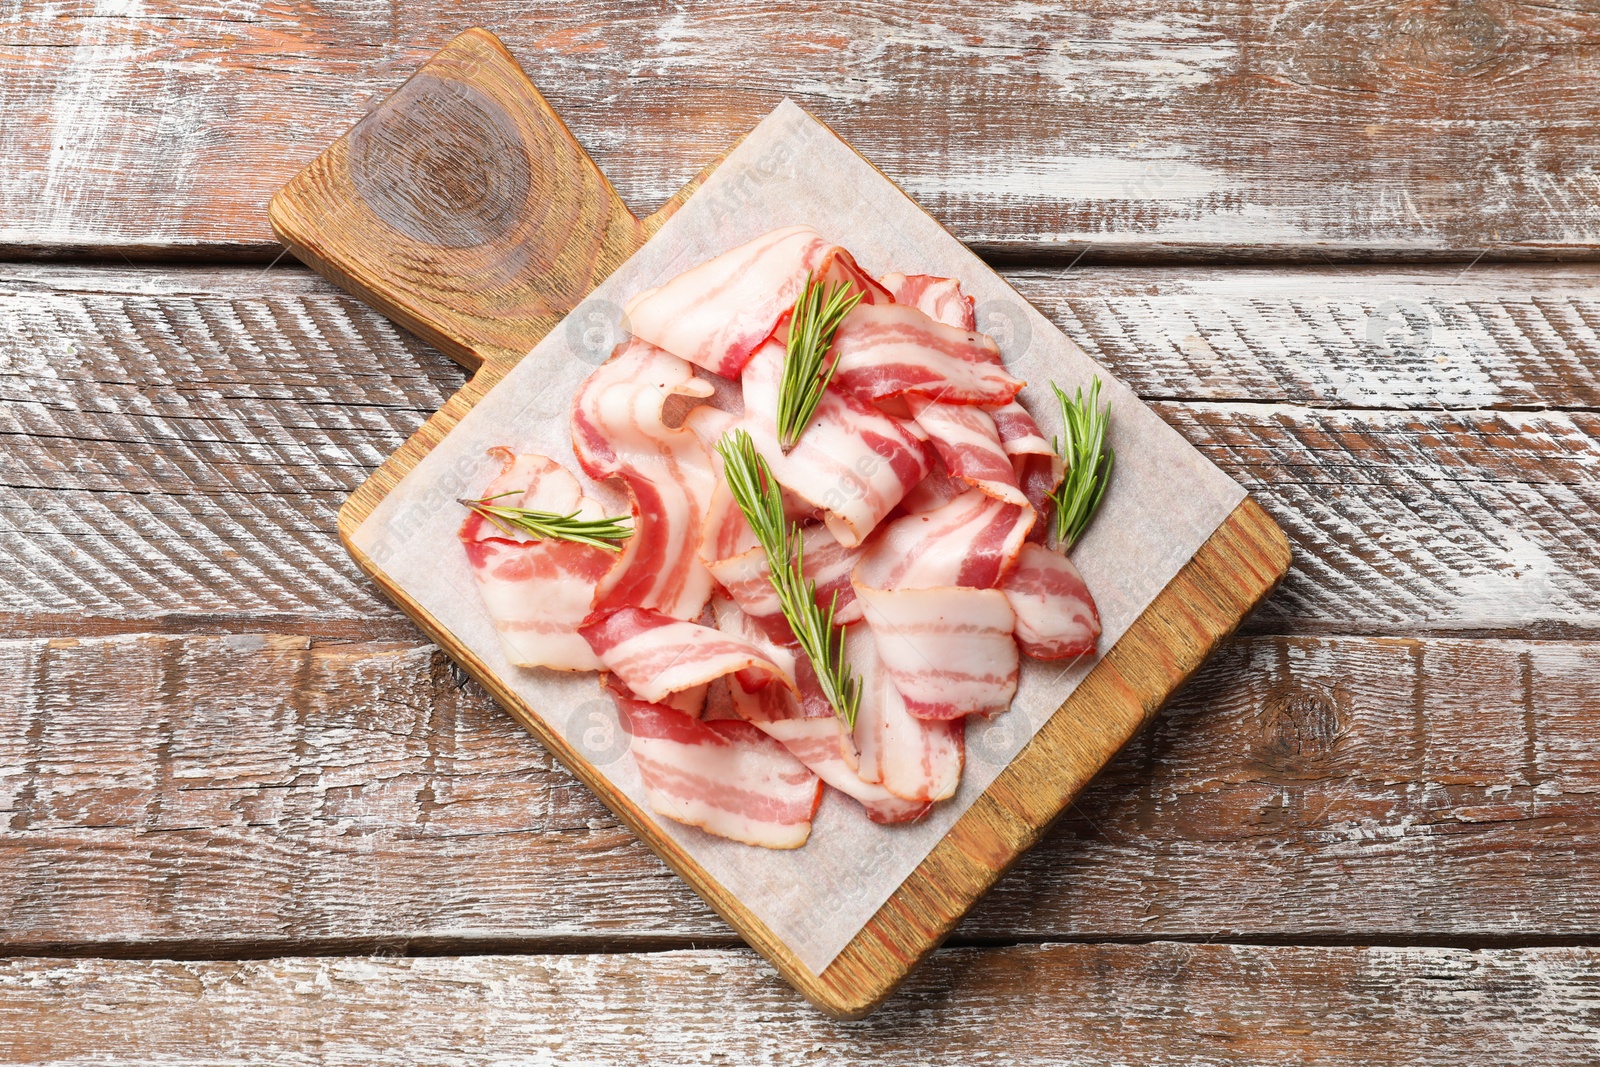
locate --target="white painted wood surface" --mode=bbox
[3,633,1596,952]
[3,264,1596,635]
[4,946,1598,1064]
[5,0,1600,1036]
[4,2,1600,258]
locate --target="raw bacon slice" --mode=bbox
[760,718,933,824]
[986,398,1064,544]
[896,455,970,516]
[854,489,1033,593]
[460,450,615,671]
[572,339,717,620]
[1016,454,1064,546]
[907,396,1026,506]
[880,272,975,330]
[582,607,795,705]
[850,631,963,802]
[711,600,928,822]
[829,303,1024,407]
[741,339,931,547]
[990,400,1054,459]
[604,676,822,849]
[707,523,865,629]
[853,584,1019,720]
[622,226,888,379]
[1001,543,1102,659]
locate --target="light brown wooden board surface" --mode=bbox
[7,2,1600,260]
[266,28,1289,1015]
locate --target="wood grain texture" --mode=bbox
[6,633,1598,953]
[4,265,1597,635]
[263,30,1289,1014]
[268,35,1261,1016]
[8,2,1600,259]
[268,29,656,371]
[4,945,1600,1065]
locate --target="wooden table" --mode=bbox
[4,4,1599,1062]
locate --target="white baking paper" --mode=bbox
[351,101,1246,977]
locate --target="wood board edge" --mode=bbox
[800,496,1291,1017]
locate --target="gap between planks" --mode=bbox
[16,931,1600,966]
[3,614,1598,644]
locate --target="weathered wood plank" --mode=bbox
[16,261,1600,410]
[4,264,1598,634]
[7,2,1600,259]
[1007,263,1600,411]
[4,633,1597,951]
[4,945,1599,1064]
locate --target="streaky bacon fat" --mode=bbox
[572,339,717,620]
[1001,542,1102,659]
[459,450,615,671]
[604,675,822,849]
[582,607,796,705]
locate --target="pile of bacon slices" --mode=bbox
[459,226,1102,849]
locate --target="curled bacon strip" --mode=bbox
[850,631,964,802]
[581,607,796,706]
[707,523,865,631]
[1001,543,1102,660]
[572,339,717,621]
[852,491,1030,721]
[712,601,932,823]
[990,400,1054,460]
[907,396,1026,506]
[880,272,976,331]
[829,303,1024,407]
[604,676,823,849]
[854,585,1019,720]
[989,399,1063,543]
[622,225,888,379]
[855,489,1033,593]
[740,339,931,547]
[459,450,614,672]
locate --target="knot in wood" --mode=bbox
[348,74,532,249]
[1256,683,1349,772]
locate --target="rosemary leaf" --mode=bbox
[716,430,862,728]
[459,492,633,552]
[1046,376,1114,551]
[778,272,865,452]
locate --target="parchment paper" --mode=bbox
[351,101,1246,977]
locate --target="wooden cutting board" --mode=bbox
[268,27,1291,1019]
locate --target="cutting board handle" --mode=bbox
[269,28,694,376]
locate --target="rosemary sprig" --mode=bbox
[778,272,865,452]
[1047,376,1114,551]
[715,430,862,728]
[459,491,633,552]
